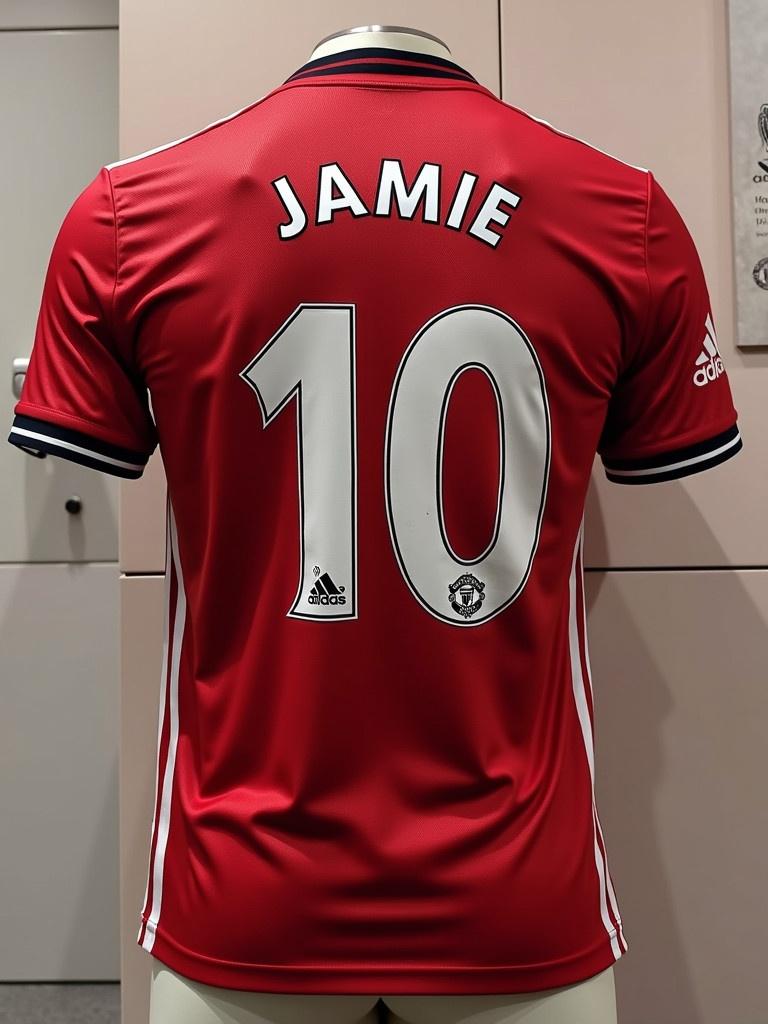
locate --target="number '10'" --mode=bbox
[239,303,551,627]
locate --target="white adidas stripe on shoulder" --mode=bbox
[705,312,720,352]
[106,86,649,176]
[105,89,274,170]
[503,102,649,174]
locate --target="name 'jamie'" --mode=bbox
[272,158,523,249]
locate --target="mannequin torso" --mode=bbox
[150,960,617,1024]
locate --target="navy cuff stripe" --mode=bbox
[601,423,740,471]
[8,413,153,479]
[602,425,742,485]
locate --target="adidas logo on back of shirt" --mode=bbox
[308,566,346,606]
[693,313,724,387]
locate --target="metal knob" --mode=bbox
[65,495,82,515]
[12,356,29,398]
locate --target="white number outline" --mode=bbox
[240,302,550,627]
[238,303,358,621]
[384,304,551,626]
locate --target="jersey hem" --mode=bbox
[138,917,627,995]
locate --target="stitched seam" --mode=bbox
[273,78,494,96]
[14,400,150,453]
[457,87,647,171]
[600,413,739,463]
[637,169,653,368]
[105,165,120,335]
[108,87,294,172]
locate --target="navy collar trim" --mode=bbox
[283,45,479,85]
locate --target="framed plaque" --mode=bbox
[728,0,768,347]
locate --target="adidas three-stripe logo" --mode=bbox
[308,568,347,606]
[693,313,724,387]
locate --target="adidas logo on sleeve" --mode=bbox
[693,313,724,387]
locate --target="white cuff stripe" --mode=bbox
[10,426,145,472]
[604,429,742,477]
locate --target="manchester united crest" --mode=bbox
[448,573,485,619]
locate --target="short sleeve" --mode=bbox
[7,166,158,479]
[597,171,742,485]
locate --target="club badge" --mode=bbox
[448,573,486,619]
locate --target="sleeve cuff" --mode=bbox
[7,412,152,479]
[601,422,742,484]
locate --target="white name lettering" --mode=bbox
[272,159,522,249]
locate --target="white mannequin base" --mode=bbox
[149,960,617,1024]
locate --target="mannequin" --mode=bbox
[147,23,618,1024]
[150,960,617,1024]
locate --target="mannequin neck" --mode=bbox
[308,26,452,63]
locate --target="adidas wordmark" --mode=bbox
[693,313,724,387]
[308,569,347,606]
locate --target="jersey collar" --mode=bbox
[281,45,481,87]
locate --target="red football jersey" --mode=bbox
[9,45,742,994]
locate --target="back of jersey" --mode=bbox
[9,45,742,995]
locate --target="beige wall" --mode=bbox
[119,3,768,1022]
[0,4,123,983]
